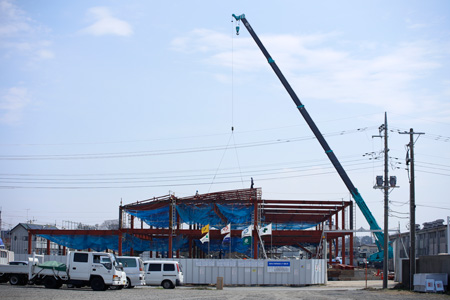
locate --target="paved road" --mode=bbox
[1,282,449,300]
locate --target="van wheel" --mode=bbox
[9,275,20,285]
[125,278,134,289]
[162,280,174,289]
[91,277,105,291]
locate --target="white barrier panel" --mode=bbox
[145,258,326,286]
[14,254,326,286]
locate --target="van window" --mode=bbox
[118,258,137,268]
[163,263,175,271]
[149,263,161,271]
[73,253,88,263]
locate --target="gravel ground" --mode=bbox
[1,282,449,300]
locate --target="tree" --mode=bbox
[99,219,119,230]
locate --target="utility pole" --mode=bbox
[382,113,389,289]
[447,216,450,255]
[372,112,392,289]
[400,128,424,290]
[0,208,2,246]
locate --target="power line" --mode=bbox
[0,127,376,161]
[0,165,374,190]
[416,204,450,211]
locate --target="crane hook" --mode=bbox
[236,20,240,35]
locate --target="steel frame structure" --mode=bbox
[27,188,354,265]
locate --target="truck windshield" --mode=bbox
[99,256,112,270]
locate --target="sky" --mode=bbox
[1,0,449,236]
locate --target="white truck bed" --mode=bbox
[0,264,29,274]
[0,262,68,280]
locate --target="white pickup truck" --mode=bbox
[0,251,126,291]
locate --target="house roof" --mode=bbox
[12,223,59,232]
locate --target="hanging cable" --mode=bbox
[231,17,235,132]
[231,17,244,188]
[208,133,236,193]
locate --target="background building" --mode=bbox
[10,223,60,255]
[392,219,448,259]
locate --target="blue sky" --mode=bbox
[1,0,449,234]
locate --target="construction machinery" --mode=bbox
[232,13,391,263]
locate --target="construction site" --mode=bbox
[6,13,402,288]
[20,14,385,275]
[26,187,354,263]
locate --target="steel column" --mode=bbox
[342,207,346,264]
[118,232,122,256]
[253,193,258,259]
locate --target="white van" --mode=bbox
[117,256,145,288]
[143,260,183,289]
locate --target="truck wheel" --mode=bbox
[162,280,173,289]
[125,278,134,289]
[9,275,20,285]
[19,275,28,285]
[91,277,105,291]
[44,277,59,289]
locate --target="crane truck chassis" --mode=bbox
[0,251,126,291]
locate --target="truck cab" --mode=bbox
[67,251,126,291]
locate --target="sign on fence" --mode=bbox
[267,261,290,273]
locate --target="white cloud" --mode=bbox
[81,7,133,37]
[172,29,447,117]
[37,49,54,60]
[0,0,32,36]
[0,87,30,124]
[405,17,429,30]
[171,29,231,53]
[0,0,54,60]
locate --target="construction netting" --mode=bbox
[125,201,317,231]
[38,234,253,254]
[126,203,254,229]
[38,234,189,253]
[36,189,325,254]
[127,205,171,228]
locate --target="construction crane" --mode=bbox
[232,13,391,263]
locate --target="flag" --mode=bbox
[222,233,231,244]
[242,236,252,245]
[200,232,209,244]
[259,223,272,236]
[201,224,209,234]
[241,225,253,238]
[221,223,231,235]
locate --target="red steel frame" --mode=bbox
[27,188,354,265]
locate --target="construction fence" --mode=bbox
[14,254,326,286]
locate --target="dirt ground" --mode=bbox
[1,281,449,300]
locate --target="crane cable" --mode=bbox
[208,19,245,192]
[231,17,245,188]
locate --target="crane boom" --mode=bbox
[232,13,387,259]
